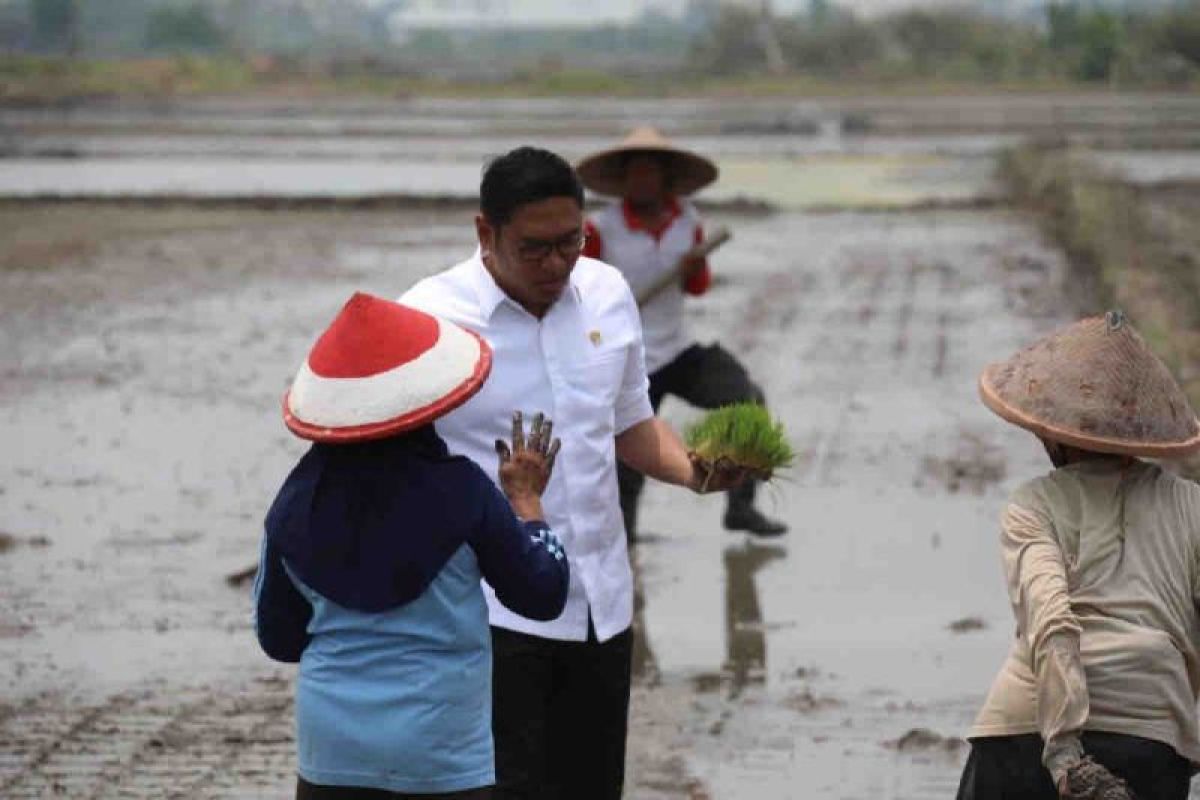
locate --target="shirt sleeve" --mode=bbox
[398,275,438,312]
[1001,501,1088,782]
[1183,480,1200,615]
[582,220,604,260]
[252,533,314,663]
[613,285,654,434]
[468,476,569,622]
[684,223,712,296]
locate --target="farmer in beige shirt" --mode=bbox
[958,311,1200,800]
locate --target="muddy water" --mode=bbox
[0,201,1194,797]
[0,153,998,210]
[7,93,1200,204]
[624,208,1076,798]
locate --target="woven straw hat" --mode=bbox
[576,126,718,197]
[979,311,1200,458]
[284,292,491,443]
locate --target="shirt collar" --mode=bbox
[621,196,682,240]
[467,248,509,320]
[467,247,581,321]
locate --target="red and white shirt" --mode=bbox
[583,198,711,375]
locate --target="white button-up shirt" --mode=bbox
[400,251,654,642]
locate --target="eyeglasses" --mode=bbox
[515,232,588,264]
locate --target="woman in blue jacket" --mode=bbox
[254,292,569,799]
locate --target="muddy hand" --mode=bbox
[687,452,752,494]
[1060,756,1138,800]
[527,412,545,453]
[498,411,558,503]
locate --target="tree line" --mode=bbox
[690,1,1200,85]
[5,0,1200,87]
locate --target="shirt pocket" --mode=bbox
[562,347,627,409]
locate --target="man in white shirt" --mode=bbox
[401,146,747,800]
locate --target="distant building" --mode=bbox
[382,0,1178,38]
[386,0,651,30]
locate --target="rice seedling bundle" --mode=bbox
[684,402,793,483]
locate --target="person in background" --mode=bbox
[254,291,569,800]
[401,146,751,800]
[577,126,787,541]
[958,311,1200,800]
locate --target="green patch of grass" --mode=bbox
[1,54,1182,104]
[685,402,794,480]
[0,55,258,100]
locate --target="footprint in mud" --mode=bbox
[783,688,845,714]
[947,616,988,634]
[0,533,51,554]
[708,708,733,736]
[918,431,1007,494]
[690,672,725,694]
[884,727,966,755]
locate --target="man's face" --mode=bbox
[623,154,667,207]
[476,196,584,318]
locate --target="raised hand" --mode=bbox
[496,411,562,519]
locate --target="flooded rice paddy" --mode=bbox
[5,93,1200,205]
[1,93,1199,797]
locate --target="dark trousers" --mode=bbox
[617,343,765,537]
[956,732,1192,800]
[491,623,633,800]
[296,778,491,799]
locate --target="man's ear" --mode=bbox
[475,214,495,259]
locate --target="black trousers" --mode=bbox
[956,732,1192,800]
[617,343,765,537]
[296,778,491,799]
[491,623,633,800]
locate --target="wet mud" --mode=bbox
[1,201,1195,797]
[621,206,1083,799]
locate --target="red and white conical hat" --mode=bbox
[283,292,491,443]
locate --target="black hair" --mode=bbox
[480,146,584,228]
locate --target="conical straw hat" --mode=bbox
[979,311,1200,458]
[576,126,718,198]
[284,292,491,443]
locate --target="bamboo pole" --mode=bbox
[635,226,731,307]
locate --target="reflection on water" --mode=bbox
[722,541,786,696]
[631,536,785,696]
[630,539,785,695]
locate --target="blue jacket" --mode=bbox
[254,426,568,793]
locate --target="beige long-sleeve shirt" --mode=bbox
[970,459,1200,774]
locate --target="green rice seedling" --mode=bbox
[685,402,793,484]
